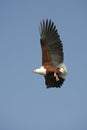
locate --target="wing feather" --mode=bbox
[45,73,65,88]
[40,19,64,66]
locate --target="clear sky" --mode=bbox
[0,0,87,130]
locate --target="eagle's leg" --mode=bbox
[54,73,59,81]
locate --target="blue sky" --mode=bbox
[0,0,87,130]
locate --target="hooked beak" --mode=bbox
[32,69,36,73]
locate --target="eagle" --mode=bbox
[33,19,67,88]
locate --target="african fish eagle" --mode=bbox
[33,19,67,88]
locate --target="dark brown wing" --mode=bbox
[39,19,64,67]
[40,39,52,66]
[45,73,65,88]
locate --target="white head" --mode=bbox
[33,66,46,76]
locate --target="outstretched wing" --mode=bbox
[39,19,64,67]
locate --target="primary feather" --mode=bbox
[39,19,64,66]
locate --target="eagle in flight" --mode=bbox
[33,19,67,88]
